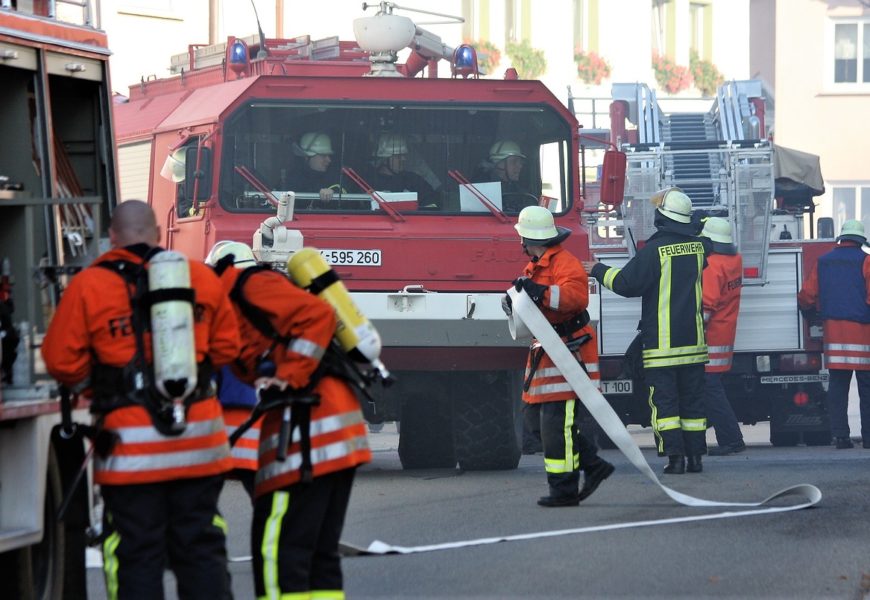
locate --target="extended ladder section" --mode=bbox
[612,81,774,284]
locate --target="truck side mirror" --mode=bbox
[184,146,212,201]
[600,150,626,207]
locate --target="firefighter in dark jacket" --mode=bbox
[584,188,710,474]
[506,206,614,506]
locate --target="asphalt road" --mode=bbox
[86,387,870,599]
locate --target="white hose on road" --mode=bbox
[344,288,821,556]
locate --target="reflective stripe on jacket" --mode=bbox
[591,231,708,369]
[521,245,600,404]
[703,252,742,373]
[217,266,371,498]
[42,245,240,484]
[798,242,870,371]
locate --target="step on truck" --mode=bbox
[113,2,600,470]
[0,2,117,597]
[574,80,837,447]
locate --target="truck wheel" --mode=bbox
[770,430,800,447]
[0,447,66,600]
[398,376,456,469]
[453,372,521,471]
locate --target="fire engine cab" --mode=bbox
[114,2,598,470]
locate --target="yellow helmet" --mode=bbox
[205,240,257,269]
[650,188,693,224]
[375,133,408,158]
[700,217,732,244]
[489,140,526,163]
[299,132,333,157]
[514,205,570,246]
[837,219,866,243]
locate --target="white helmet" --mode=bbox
[205,240,257,269]
[159,147,187,183]
[489,140,526,163]
[515,206,559,245]
[837,219,866,243]
[700,217,732,244]
[299,132,333,157]
[651,188,693,224]
[375,133,408,158]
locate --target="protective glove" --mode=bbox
[501,293,512,316]
[513,277,547,306]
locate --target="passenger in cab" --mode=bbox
[474,140,539,213]
[365,133,438,209]
[293,132,345,209]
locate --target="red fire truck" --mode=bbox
[113,3,599,471]
[574,81,836,447]
[0,2,117,597]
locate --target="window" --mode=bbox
[689,2,712,60]
[218,101,572,217]
[831,20,870,85]
[831,185,870,235]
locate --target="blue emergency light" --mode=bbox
[230,40,248,64]
[452,44,479,79]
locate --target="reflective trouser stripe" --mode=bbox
[311,590,346,599]
[655,417,681,431]
[681,418,707,431]
[213,514,228,535]
[103,530,122,600]
[544,399,579,474]
[261,491,291,600]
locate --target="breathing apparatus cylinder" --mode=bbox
[148,251,197,432]
[286,248,390,381]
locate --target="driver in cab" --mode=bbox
[474,140,539,213]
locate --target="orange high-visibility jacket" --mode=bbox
[42,246,240,485]
[521,245,600,404]
[219,267,370,497]
[702,252,743,373]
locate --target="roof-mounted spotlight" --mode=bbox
[227,38,250,77]
[452,44,480,79]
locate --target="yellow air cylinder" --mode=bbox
[287,248,389,379]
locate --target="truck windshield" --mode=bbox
[219,102,572,215]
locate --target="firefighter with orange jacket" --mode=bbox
[798,219,870,449]
[505,206,614,507]
[699,217,746,456]
[207,240,371,599]
[42,200,240,599]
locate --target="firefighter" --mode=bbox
[366,132,438,207]
[206,243,261,500]
[42,200,240,599]
[584,188,710,474]
[505,205,614,507]
[207,240,371,598]
[293,131,346,209]
[699,217,746,456]
[798,219,870,449]
[475,140,538,213]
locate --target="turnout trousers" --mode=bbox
[827,368,870,440]
[703,372,744,447]
[100,475,231,600]
[645,364,707,457]
[252,468,356,599]
[539,399,603,498]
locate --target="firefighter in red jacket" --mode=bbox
[505,206,614,507]
[798,219,870,449]
[208,241,371,599]
[699,217,746,456]
[42,200,240,599]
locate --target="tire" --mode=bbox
[770,430,800,447]
[0,447,66,600]
[453,372,521,471]
[398,374,456,469]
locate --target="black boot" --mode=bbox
[663,455,685,474]
[687,455,703,473]
[578,461,615,501]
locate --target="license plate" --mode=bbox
[601,379,633,395]
[319,249,382,266]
